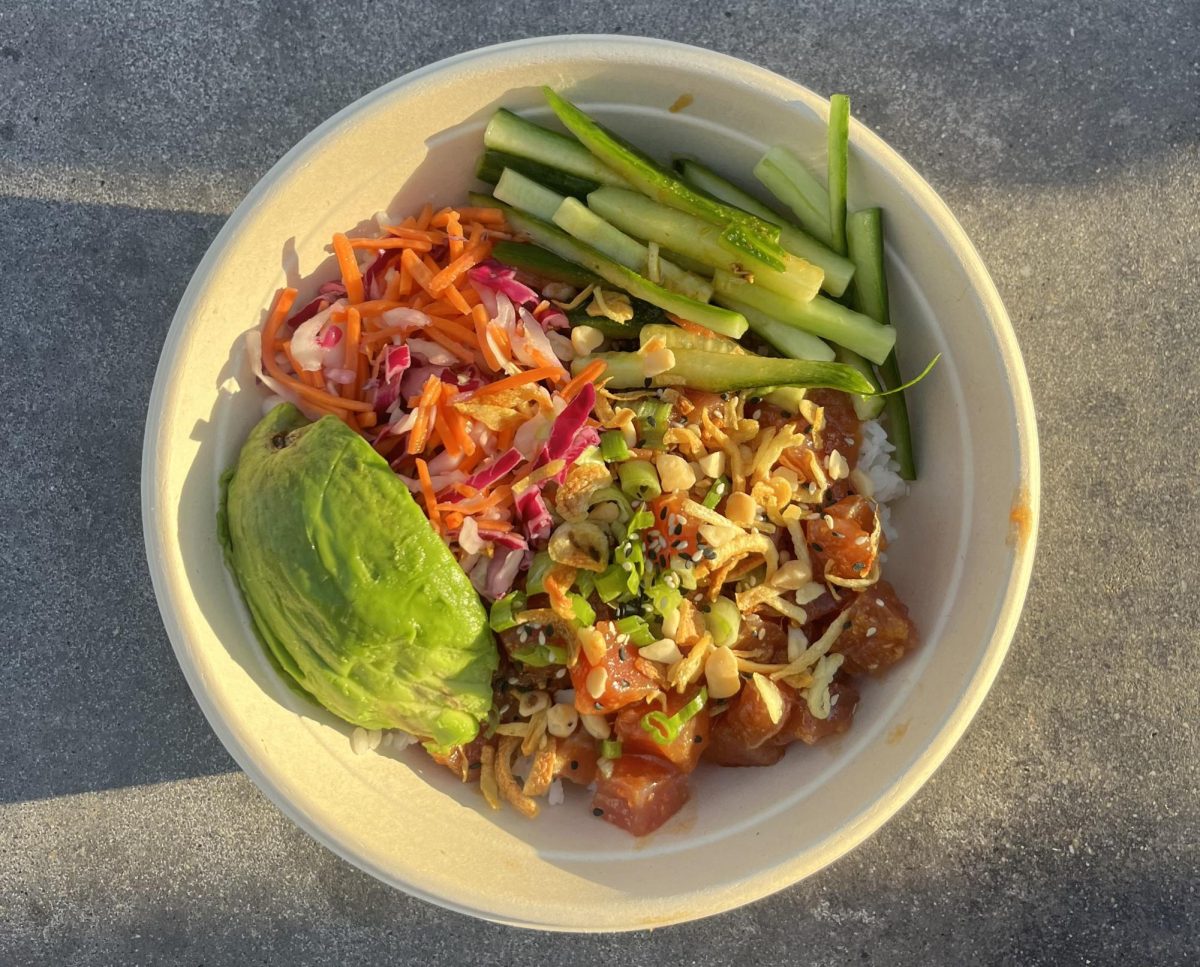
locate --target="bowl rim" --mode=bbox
[141,33,1040,930]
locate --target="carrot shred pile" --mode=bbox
[255,203,599,555]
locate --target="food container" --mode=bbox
[141,35,1039,930]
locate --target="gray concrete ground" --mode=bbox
[2,1,1198,964]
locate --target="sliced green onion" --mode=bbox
[589,485,633,521]
[647,579,683,619]
[618,459,662,501]
[634,399,673,449]
[625,505,655,535]
[595,564,630,603]
[600,739,623,759]
[488,591,527,632]
[640,687,708,745]
[574,569,596,600]
[669,557,698,590]
[702,475,730,509]
[600,429,632,463]
[706,596,741,648]
[570,594,597,626]
[615,615,656,647]
[525,551,554,596]
[614,537,645,596]
[510,642,568,668]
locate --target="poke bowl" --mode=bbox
[141,35,1039,930]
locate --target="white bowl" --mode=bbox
[142,35,1039,930]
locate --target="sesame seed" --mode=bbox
[876,598,885,607]
[866,627,877,638]
[593,807,604,816]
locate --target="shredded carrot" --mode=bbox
[352,299,403,315]
[401,248,439,297]
[560,359,608,402]
[375,430,407,459]
[472,303,502,373]
[442,282,472,315]
[457,445,486,475]
[349,236,433,252]
[429,245,485,294]
[475,518,514,532]
[446,210,464,260]
[382,224,442,243]
[397,259,414,296]
[496,423,517,452]
[331,234,365,304]
[666,313,716,337]
[470,365,562,399]
[281,340,315,387]
[430,208,455,229]
[442,400,475,456]
[431,315,478,345]
[415,203,434,231]
[458,207,508,226]
[357,411,378,429]
[415,458,442,533]
[453,486,512,515]
[407,375,443,455]
[262,289,373,413]
[434,407,460,457]
[442,511,465,532]
[424,327,477,365]
[344,307,362,400]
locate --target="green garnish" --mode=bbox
[641,688,708,746]
[600,429,632,463]
[702,475,730,510]
[489,591,527,632]
[600,739,623,759]
[615,615,655,647]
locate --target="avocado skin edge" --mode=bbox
[218,404,498,749]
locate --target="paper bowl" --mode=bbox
[142,35,1038,930]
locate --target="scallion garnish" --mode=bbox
[702,475,730,509]
[488,591,527,632]
[600,429,632,463]
[600,739,623,759]
[641,687,708,745]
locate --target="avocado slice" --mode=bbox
[218,404,497,749]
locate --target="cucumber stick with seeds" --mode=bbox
[675,157,855,297]
[754,145,834,248]
[847,207,918,478]
[587,186,823,303]
[540,87,788,270]
[468,193,748,339]
[484,108,630,188]
[712,269,895,365]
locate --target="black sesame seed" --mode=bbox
[594,702,603,710]
[644,378,653,388]
[570,760,580,770]
[852,561,865,571]
[810,542,824,552]
[593,807,605,816]
[618,647,628,661]
[646,415,657,427]
[673,524,684,535]
[693,735,704,744]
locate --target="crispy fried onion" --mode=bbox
[748,423,804,484]
[554,462,613,522]
[521,738,559,797]
[514,608,578,664]
[668,633,713,692]
[694,531,777,580]
[663,425,706,459]
[769,605,854,682]
[479,745,502,810]
[736,584,809,623]
[541,563,579,621]
[495,736,540,818]
[548,521,609,572]
[804,653,845,720]
[700,408,746,491]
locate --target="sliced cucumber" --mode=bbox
[676,158,855,297]
[493,168,564,221]
[638,323,744,355]
[834,346,885,419]
[552,197,713,303]
[588,187,822,304]
[484,108,629,187]
[541,87,787,270]
[712,269,894,365]
[491,240,602,288]
[468,193,747,339]
[476,150,600,199]
[575,349,875,395]
[754,146,833,248]
[716,294,835,362]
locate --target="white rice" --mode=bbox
[858,419,908,541]
[547,779,565,806]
